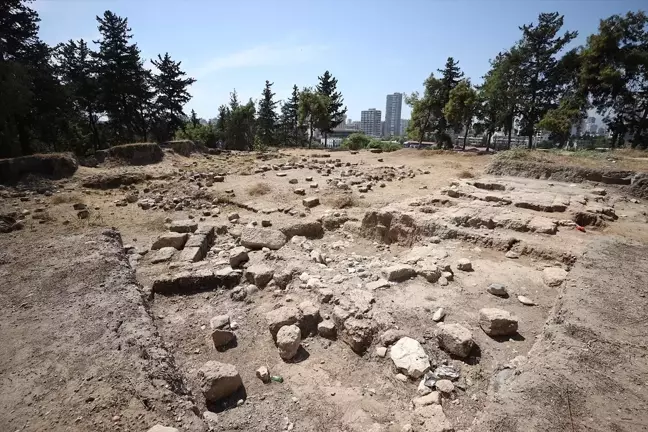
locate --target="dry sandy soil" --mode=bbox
[1,147,648,432]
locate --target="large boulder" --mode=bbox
[240,227,287,250]
[390,337,430,378]
[198,361,243,403]
[276,324,301,360]
[479,308,519,336]
[436,323,475,358]
[266,306,302,340]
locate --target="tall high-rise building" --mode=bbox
[400,119,409,136]
[384,93,403,137]
[361,108,382,137]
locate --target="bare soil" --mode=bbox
[1,147,647,432]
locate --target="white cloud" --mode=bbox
[192,43,327,78]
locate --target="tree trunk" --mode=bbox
[462,125,468,151]
[308,122,313,149]
[527,132,533,149]
[507,126,512,149]
[324,132,328,148]
[486,132,492,152]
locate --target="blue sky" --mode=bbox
[34,0,645,121]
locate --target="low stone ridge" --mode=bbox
[152,267,241,294]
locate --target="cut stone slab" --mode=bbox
[198,361,243,403]
[229,246,249,268]
[384,264,417,282]
[487,283,508,297]
[266,306,302,340]
[240,227,287,250]
[528,216,557,234]
[436,323,475,358]
[543,267,568,287]
[169,219,198,233]
[390,337,430,378]
[245,263,274,288]
[456,258,473,271]
[276,324,301,360]
[150,247,175,263]
[302,196,320,208]
[178,246,203,262]
[151,232,188,250]
[479,308,519,336]
[152,268,241,294]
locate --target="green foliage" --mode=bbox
[341,133,370,150]
[315,71,347,144]
[444,79,478,148]
[536,98,581,146]
[298,87,328,148]
[277,85,304,147]
[175,121,216,147]
[256,80,278,147]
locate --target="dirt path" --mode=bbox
[471,238,648,432]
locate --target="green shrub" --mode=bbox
[381,142,402,152]
[341,133,371,150]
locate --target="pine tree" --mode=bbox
[316,71,347,146]
[150,52,196,142]
[94,10,153,144]
[190,109,199,128]
[444,79,478,150]
[515,12,577,148]
[256,80,278,147]
[278,85,302,147]
[436,57,464,147]
[223,90,255,150]
[57,39,102,151]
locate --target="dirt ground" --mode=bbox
[1,147,648,432]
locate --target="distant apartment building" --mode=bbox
[384,93,403,137]
[361,108,382,137]
[400,119,409,136]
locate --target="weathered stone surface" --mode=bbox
[150,246,175,263]
[418,261,441,283]
[384,264,416,282]
[435,379,454,394]
[318,320,336,339]
[487,283,508,297]
[151,232,188,250]
[317,288,333,303]
[273,267,297,289]
[228,246,249,268]
[366,278,391,290]
[276,324,301,360]
[240,227,287,250]
[436,323,475,358]
[302,197,320,208]
[528,216,557,234]
[390,337,430,378]
[543,267,567,287]
[169,219,198,233]
[345,289,375,313]
[339,318,375,354]
[178,246,203,262]
[414,404,453,431]
[279,220,324,239]
[479,308,518,336]
[266,306,302,340]
[456,258,473,271]
[198,361,243,403]
[147,425,180,432]
[211,329,235,348]
[298,301,321,335]
[152,268,241,294]
[412,391,440,407]
[245,263,274,288]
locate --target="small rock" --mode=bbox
[198,361,243,402]
[517,295,535,306]
[294,188,306,195]
[317,288,333,303]
[432,307,445,322]
[147,425,180,432]
[542,267,567,287]
[417,379,432,396]
[211,329,235,348]
[376,346,387,357]
[256,366,270,383]
[228,212,240,222]
[384,264,416,282]
[436,323,475,358]
[390,337,430,378]
[395,373,408,382]
[289,178,298,184]
[245,263,274,288]
[317,320,336,339]
[456,258,473,271]
[435,379,454,394]
[487,283,508,297]
[505,251,520,259]
[302,197,320,208]
[229,246,249,268]
[210,314,230,330]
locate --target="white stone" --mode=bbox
[543,267,567,287]
[376,346,387,357]
[517,295,535,306]
[276,324,301,360]
[390,337,430,378]
[432,307,445,322]
[456,258,473,271]
[479,308,519,336]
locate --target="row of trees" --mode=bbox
[0,0,196,158]
[409,11,648,149]
[178,72,347,151]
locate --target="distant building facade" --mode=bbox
[384,93,403,137]
[400,119,409,136]
[361,108,382,137]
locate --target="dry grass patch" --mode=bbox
[457,169,475,179]
[247,182,271,197]
[51,192,85,205]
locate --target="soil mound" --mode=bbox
[96,143,164,165]
[0,153,78,184]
